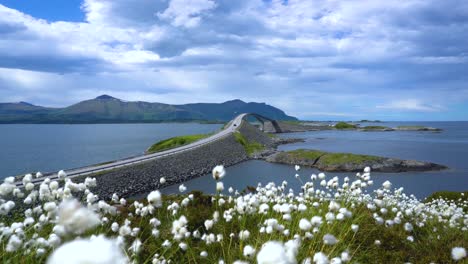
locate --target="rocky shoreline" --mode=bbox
[260,149,448,173]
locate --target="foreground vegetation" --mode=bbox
[0,166,466,263]
[147,134,209,154]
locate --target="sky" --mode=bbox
[0,0,467,121]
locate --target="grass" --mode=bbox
[2,164,468,264]
[234,132,265,155]
[319,152,381,165]
[287,149,326,161]
[361,126,391,130]
[334,122,357,129]
[3,189,466,263]
[147,134,209,154]
[286,149,381,166]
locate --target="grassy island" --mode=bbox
[287,149,380,166]
[147,134,209,154]
[334,122,357,129]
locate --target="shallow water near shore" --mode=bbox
[162,121,468,199]
[1,121,467,199]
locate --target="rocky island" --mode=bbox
[261,149,447,172]
[273,121,443,133]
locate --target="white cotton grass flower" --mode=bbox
[451,247,466,261]
[47,235,127,264]
[323,234,338,245]
[57,170,67,180]
[57,199,100,235]
[216,181,225,192]
[243,245,256,258]
[299,219,312,231]
[200,251,208,258]
[179,184,187,193]
[239,230,250,240]
[295,165,300,171]
[257,241,295,264]
[147,190,163,207]
[159,177,166,184]
[212,165,226,180]
[313,252,329,264]
[382,180,392,190]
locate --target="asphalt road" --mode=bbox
[16,113,247,186]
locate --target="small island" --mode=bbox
[262,149,447,172]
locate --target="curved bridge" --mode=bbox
[243,113,283,133]
[16,113,280,186]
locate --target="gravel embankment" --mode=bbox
[72,121,276,199]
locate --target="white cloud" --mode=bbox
[157,0,217,28]
[0,0,467,120]
[376,99,444,112]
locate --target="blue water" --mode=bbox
[0,123,222,178]
[1,122,467,199]
[162,122,468,199]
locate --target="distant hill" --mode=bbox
[0,95,297,123]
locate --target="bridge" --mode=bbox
[15,113,281,186]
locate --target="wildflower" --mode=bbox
[239,230,250,240]
[382,180,392,190]
[57,170,67,179]
[57,199,100,235]
[364,167,371,173]
[212,165,226,180]
[299,219,312,231]
[257,241,294,264]
[351,224,359,233]
[129,239,142,254]
[311,216,323,226]
[200,251,208,258]
[341,251,350,262]
[323,234,338,245]
[243,245,256,258]
[147,190,163,207]
[404,222,413,232]
[216,181,225,192]
[111,222,119,232]
[313,252,329,264]
[295,165,300,171]
[205,219,214,230]
[179,242,188,251]
[179,184,187,193]
[374,240,381,246]
[451,247,466,261]
[6,234,22,252]
[159,177,166,184]
[47,235,126,264]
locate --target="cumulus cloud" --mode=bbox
[0,0,467,120]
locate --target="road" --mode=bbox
[16,113,247,186]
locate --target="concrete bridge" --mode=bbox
[16,113,280,187]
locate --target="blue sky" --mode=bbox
[0,0,467,121]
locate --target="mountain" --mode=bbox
[0,95,297,123]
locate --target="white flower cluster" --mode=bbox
[0,165,466,263]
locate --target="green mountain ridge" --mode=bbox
[0,95,297,123]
